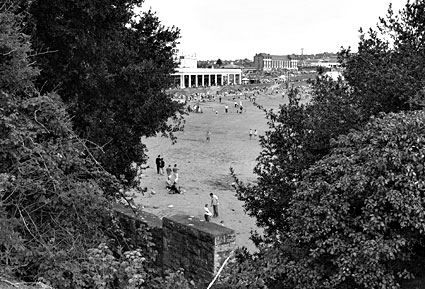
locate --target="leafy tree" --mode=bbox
[21,0,184,181]
[221,0,425,287]
[234,78,361,238]
[216,58,223,67]
[0,4,38,95]
[280,111,425,288]
[1,5,116,283]
[316,65,327,75]
[222,111,425,289]
[235,0,425,244]
[0,5,193,288]
[340,1,425,115]
[241,58,254,67]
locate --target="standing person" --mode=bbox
[155,155,161,174]
[159,158,165,175]
[254,129,258,138]
[166,164,172,179]
[172,164,179,181]
[204,204,213,222]
[210,193,219,217]
[225,105,228,113]
[206,130,211,142]
[249,129,253,139]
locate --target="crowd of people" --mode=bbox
[155,155,182,194]
[180,85,275,114]
[146,84,280,225]
[155,153,222,224]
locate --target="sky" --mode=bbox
[139,0,408,60]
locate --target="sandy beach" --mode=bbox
[135,91,288,252]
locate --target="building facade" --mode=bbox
[171,67,242,88]
[303,58,340,69]
[171,54,241,88]
[253,53,298,71]
[178,54,197,68]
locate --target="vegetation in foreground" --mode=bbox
[3,0,425,288]
[216,1,425,288]
[0,1,193,288]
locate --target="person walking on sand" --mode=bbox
[254,129,258,138]
[210,193,219,217]
[155,155,161,174]
[249,129,253,139]
[172,164,179,180]
[159,157,165,175]
[204,204,213,222]
[166,164,172,179]
[206,130,211,142]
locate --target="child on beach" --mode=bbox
[204,204,213,222]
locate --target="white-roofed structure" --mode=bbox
[171,68,242,88]
[170,54,242,88]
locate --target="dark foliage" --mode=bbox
[218,1,425,288]
[1,4,193,288]
[21,0,184,181]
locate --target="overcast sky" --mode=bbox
[140,0,407,60]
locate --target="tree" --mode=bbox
[234,78,362,238]
[221,0,425,287]
[316,65,327,75]
[235,0,425,242]
[0,5,193,288]
[340,1,425,115]
[222,111,425,288]
[1,5,118,283]
[0,4,38,95]
[22,0,184,181]
[216,58,223,67]
[282,111,425,288]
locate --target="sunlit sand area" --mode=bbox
[135,89,290,252]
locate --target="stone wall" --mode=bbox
[113,204,236,285]
[113,204,163,266]
[162,215,236,284]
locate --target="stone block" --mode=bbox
[113,206,237,286]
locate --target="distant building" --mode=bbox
[178,54,197,68]
[171,54,242,88]
[301,58,340,70]
[171,68,242,88]
[253,53,299,71]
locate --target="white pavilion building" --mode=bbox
[170,54,242,88]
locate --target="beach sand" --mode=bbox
[134,92,288,252]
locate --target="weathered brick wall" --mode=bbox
[114,205,236,285]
